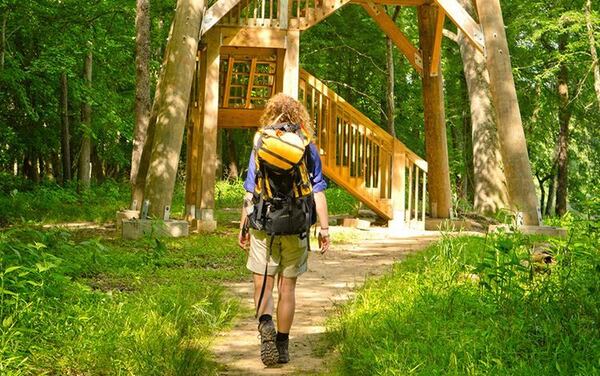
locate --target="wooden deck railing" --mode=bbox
[299,69,427,226]
[216,0,349,30]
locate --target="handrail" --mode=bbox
[299,69,427,225]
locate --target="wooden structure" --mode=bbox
[157,0,540,230]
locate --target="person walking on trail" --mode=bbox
[238,93,331,367]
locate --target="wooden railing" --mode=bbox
[299,69,427,226]
[216,0,349,30]
[218,0,284,28]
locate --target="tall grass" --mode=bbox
[327,219,600,375]
[0,227,247,375]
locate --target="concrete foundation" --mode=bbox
[122,219,189,240]
[116,210,140,233]
[193,219,218,233]
[338,217,371,230]
[488,224,567,238]
[425,218,483,231]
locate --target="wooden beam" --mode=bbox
[434,0,484,53]
[352,0,425,6]
[418,4,452,219]
[201,0,243,36]
[283,30,300,98]
[430,8,445,76]
[196,29,221,228]
[220,27,287,48]
[222,57,235,107]
[245,57,257,108]
[361,2,423,74]
[279,0,289,29]
[218,108,263,128]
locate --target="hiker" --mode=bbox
[238,93,330,366]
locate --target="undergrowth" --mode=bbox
[0,227,247,375]
[1,178,358,227]
[327,218,600,375]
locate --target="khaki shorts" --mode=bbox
[247,229,308,278]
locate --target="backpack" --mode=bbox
[247,123,317,236]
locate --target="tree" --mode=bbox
[455,0,509,215]
[78,49,93,191]
[60,72,72,183]
[555,31,571,216]
[142,0,205,218]
[585,0,600,109]
[131,0,151,191]
[476,0,540,225]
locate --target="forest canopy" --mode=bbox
[1,0,599,217]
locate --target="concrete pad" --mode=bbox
[193,219,217,233]
[488,224,568,238]
[338,218,371,230]
[519,225,568,238]
[115,210,139,233]
[425,218,483,231]
[122,219,189,240]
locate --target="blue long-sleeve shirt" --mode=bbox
[244,142,327,193]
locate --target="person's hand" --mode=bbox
[318,229,330,254]
[238,229,250,251]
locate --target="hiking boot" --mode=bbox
[258,319,278,366]
[276,338,289,363]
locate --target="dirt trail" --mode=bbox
[212,228,445,375]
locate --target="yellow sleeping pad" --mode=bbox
[255,128,308,171]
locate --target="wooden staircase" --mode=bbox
[299,69,427,224]
[194,0,428,227]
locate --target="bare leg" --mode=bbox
[276,275,297,333]
[253,273,275,317]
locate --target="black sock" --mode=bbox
[258,314,272,323]
[276,332,289,342]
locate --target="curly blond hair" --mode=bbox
[259,93,314,141]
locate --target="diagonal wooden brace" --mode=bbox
[200,0,243,36]
[361,2,424,74]
[434,0,485,54]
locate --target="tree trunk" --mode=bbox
[79,50,93,191]
[586,0,600,110]
[556,36,571,216]
[418,5,453,218]
[1,12,6,70]
[131,0,151,186]
[385,7,400,137]
[385,36,396,137]
[216,129,223,180]
[60,72,72,183]
[225,129,239,180]
[545,172,556,216]
[475,0,540,225]
[91,145,105,182]
[143,0,205,218]
[460,72,474,202]
[457,0,508,215]
[131,16,176,210]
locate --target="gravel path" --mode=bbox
[212,228,445,375]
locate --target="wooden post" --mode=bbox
[282,30,299,98]
[389,141,406,230]
[185,50,203,220]
[475,0,541,225]
[195,29,221,232]
[143,0,205,218]
[418,4,452,219]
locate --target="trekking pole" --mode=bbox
[255,235,275,318]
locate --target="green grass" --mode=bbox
[0,221,247,375]
[0,177,358,228]
[326,221,600,375]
